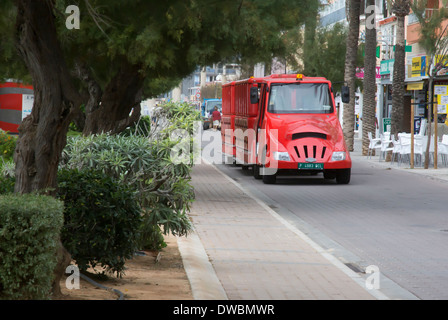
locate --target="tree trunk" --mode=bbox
[83,61,145,135]
[14,0,79,297]
[362,0,378,156]
[303,0,319,76]
[390,15,407,138]
[425,77,434,169]
[342,0,360,151]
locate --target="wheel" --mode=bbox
[323,170,336,180]
[262,172,276,184]
[253,164,261,179]
[335,168,351,184]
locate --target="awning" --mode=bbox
[407,81,424,90]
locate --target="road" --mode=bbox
[202,129,448,300]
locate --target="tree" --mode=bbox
[303,0,320,76]
[298,23,348,91]
[343,0,361,151]
[411,0,448,169]
[13,0,79,296]
[362,0,378,156]
[389,0,411,139]
[59,0,317,135]
[6,0,319,296]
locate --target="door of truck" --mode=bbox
[255,83,267,164]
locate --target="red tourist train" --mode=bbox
[221,74,351,184]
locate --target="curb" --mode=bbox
[177,230,228,300]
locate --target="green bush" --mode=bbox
[0,175,14,194]
[0,194,64,300]
[57,168,142,277]
[0,131,17,161]
[61,133,195,250]
[121,115,152,137]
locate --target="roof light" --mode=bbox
[296,74,303,80]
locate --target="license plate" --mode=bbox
[298,162,324,170]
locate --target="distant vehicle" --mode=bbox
[222,74,351,184]
[0,82,34,134]
[201,98,222,130]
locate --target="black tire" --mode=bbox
[253,164,261,179]
[323,171,336,180]
[335,168,351,184]
[262,172,276,184]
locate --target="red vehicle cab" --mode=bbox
[222,74,352,185]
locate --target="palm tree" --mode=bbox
[343,0,361,151]
[390,0,411,139]
[362,0,378,156]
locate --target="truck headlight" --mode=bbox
[331,151,346,161]
[273,152,290,161]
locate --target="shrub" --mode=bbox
[0,194,64,300]
[61,133,195,250]
[57,168,142,276]
[121,115,152,137]
[0,131,17,161]
[0,158,15,180]
[0,175,14,194]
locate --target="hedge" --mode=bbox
[0,194,64,300]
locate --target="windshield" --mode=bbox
[206,100,222,113]
[268,83,333,114]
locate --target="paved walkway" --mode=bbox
[351,138,448,184]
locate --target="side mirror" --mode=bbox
[250,87,259,104]
[341,86,350,103]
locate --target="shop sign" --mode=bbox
[411,56,427,78]
[355,67,381,79]
[435,85,448,114]
[383,118,391,133]
[435,55,448,76]
[407,82,424,91]
[380,59,394,75]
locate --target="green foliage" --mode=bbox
[0,130,17,161]
[296,22,348,91]
[61,133,195,249]
[121,115,152,137]
[411,0,448,72]
[0,193,64,300]
[57,168,142,277]
[0,175,14,194]
[59,101,200,250]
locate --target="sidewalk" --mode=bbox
[351,138,448,184]
[179,138,410,300]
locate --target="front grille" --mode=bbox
[294,145,327,160]
[292,132,327,140]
